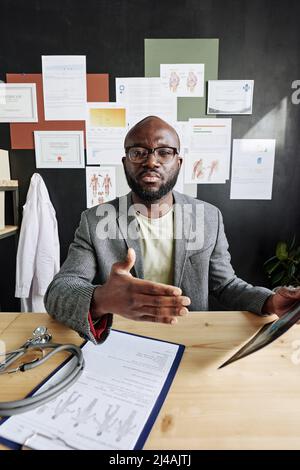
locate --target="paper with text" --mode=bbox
[184,118,232,184]
[86,102,127,165]
[0,330,183,450]
[42,56,87,121]
[230,139,276,199]
[116,77,177,128]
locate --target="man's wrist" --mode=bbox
[262,294,275,315]
[90,285,109,320]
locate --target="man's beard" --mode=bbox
[124,167,180,202]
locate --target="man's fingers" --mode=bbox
[137,315,178,325]
[135,293,190,309]
[277,286,300,299]
[112,248,136,274]
[133,278,182,296]
[135,306,189,317]
[130,305,188,321]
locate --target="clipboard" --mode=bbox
[0,329,185,450]
[219,303,300,369]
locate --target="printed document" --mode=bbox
[86,102,127,165]
[160,64,204,97]
[0,330,183,450]
[230,139,276,199]
[116,77,177,127]
[184,118,232,184]
[42,55,87,120]
[86,166,116,206]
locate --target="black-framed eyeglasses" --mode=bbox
[125,146,179,164]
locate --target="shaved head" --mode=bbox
[122,116,182,203]
[124,116,180,151]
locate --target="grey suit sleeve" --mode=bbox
[44,211,112,344]
[209,209,273,314]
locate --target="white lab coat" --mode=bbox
[15,173,60,312]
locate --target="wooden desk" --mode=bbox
[1,311,300,450]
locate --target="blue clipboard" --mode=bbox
[0,329,185,450]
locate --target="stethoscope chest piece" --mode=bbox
[31,326,52,344]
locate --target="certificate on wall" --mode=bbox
[160,63,205,97]
[230,139,276,200]
[86,166,116,207]
[0,83,38,122]
[34,131,85,168]
[207,80,254,114]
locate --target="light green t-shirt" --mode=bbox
[136,209,174,285]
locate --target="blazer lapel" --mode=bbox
[173,191,192,288]
[116,192,144,279]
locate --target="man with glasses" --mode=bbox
[45,116,300,343]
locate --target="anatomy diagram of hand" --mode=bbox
[192,159,219,181]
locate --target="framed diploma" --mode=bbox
[34,131,85,168]
[0,83,38,122]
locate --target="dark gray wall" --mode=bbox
[0,0,299,311]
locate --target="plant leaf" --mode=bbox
[276,242,288,261]
[263,256,278,267]
[271,270,285,286]
[289,235,296,251]
[265,259,281,275]
[288,264,296,277]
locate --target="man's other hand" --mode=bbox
[262,286,300,321]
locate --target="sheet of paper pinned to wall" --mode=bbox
[116,77,177,128]
[86,102,127,165]
[184,118,232,184]
[160,64,205,97]
[42,55,87,121]
[207,80,254,115]
[86,166,116,207]
[230,139,276,200]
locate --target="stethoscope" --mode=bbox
[0,326,84,417]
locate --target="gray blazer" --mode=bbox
[44,191,272,343]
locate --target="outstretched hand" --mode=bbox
[91,248,191,324]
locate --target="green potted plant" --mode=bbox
[264,236,300,288]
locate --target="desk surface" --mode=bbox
[0,311,300,450]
